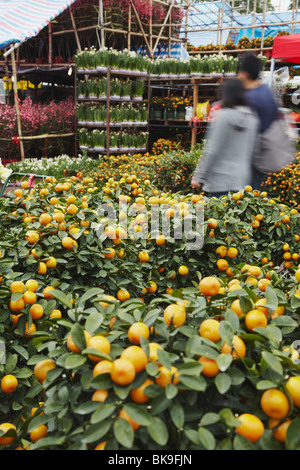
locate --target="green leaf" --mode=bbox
[271,316,298,328]
[217,353,233,372]
[11,292,24,302]
[219,408,241,427]
[256,380,278,390]
[124,404,152,426]
[265,286,278,312]
[200,413,220,426]
[146,362,159,377]
[11,344,28,360]
[64,354,87,370]
[177,360,203,376]
[165,383,178,399]
[170,404,184,429]
[75,401,100,415]
[114,418,134,448]
[186,336,219,360]
[286,418,300,450]
[49,289,72,309]
[30,437,65,450]
[233,435,257,450]
[91,374,111,390]
[262,351,283,376]
[70,323,87,352]
[82,348,111,362]
[239,296,253,314]
[179,374,207,391]
[27,354,49,366]
[218,321,234,345]
[28,414,50,433]
[225,309,240,331]
[4,354,18,374]
[215,373,231,394]
[85,312,104,334]
[82,420,111,444]
[147,416,169,446]
[184,428,200,445]
[198,427,216,450]
[91,404,116,424]
[80,288,105,304]
[157,349,172,370]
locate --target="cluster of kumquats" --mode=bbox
[262,154,300,208]
[0,174,300,450]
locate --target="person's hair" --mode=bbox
[238,52,262,80]
[221,78,246,108]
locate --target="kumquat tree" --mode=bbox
[0,173,300,451]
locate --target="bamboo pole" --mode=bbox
[152,1,174,55]
[219,0,225,52]
[149,0,153,52]
[12,133,75,141]
[191,79,198,148]
[291,0,296,34]
[70,9,82,52]
[99,0,105,48]
[185,1,189,50]
[128,3,132,50]
[48,22,53,67]
[217,8,221,46]
[106,68,110,157]
[251,0,257,40]
[51,24,183,42]
[4,48,10,105]
[184,17,300,34]
[260,0,267,55]
[11,49,25,161]
[168,8,172,58]
[130,0,153,58]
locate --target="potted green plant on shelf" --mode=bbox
[109,132,119,152]
[132,80,145,101]
[190,56,203,77]
[78,128,89,150]
[119,131,130,152]
[90,129,106,152]
[223,55,238,77]
[110,78,122,100]
[121,81,132,101]
[78,81,86,99]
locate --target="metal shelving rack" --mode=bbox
[75,67,151,157]
[149,74,229,149]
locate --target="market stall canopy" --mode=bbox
[272,33,300,63]
[186,1,300,47]
[0,0,76,50]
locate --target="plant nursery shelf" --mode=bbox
[77,122,148,128]
[77,69,149,79]
[81,148,147,154]
[77,98,148,103]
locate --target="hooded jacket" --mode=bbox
[192,106,259,193]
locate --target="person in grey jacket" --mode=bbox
[191,78,259,198]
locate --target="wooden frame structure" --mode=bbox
[1,0,300,160]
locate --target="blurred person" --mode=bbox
[238,53,294,189]
[191,78,259,198]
